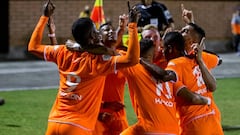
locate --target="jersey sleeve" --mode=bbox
[202,52,220,69]
[44,45,64,63]
[165,59,185,96]
[173,80,186,97]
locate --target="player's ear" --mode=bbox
[167,45,173,53]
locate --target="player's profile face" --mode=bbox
[89,26,101,45]
[100,24,117,43]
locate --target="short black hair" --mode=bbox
[188,23,205,39]
[164,31,185,53]
[140,38,154,56]
[72,17,94,47]
[99,22,112,30]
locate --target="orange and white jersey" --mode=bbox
[202,51,220,69]
[202,51,222,121]
[101,70,127,117]
[166,53,219,125]
[44,45,118,131]
[121,64,180,134]
[28,16,139,132]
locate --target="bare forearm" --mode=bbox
[115,27,125,47]
[48,34,58,45]
[116,23,140,68]
[197,60,216,91]
[178,87,210,105]
[140,58,167,79]
[48,17,58,45]
[140,58,176,82]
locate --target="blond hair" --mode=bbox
[142,24,158,31]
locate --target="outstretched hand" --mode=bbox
[128,6,140,23]
[43,0,55,17]
[119,14,129,30]
[181,4,194,24]
[191,37,205,61]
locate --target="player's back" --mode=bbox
[121,63,179,134]
[167,56,214,124]
[45,45,116,130]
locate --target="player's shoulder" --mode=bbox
[203,50,219,57]
[168,57,186,65]
[202,50,222,66]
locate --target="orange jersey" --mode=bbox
[93,71,129,135]
[153,56,168,69]
[44,45,118,131]
[28,16,139,132]
[202,51,222,122]
[101,71,128,117]
[102,71,126,106]
[202,51,220,69]
[166,53,219,125]
[231,14,240,34]
[121,64,180,134]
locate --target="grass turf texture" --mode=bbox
[0,78,240,135]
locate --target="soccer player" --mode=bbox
[164,31,224,135]
[92,14,129,135]
[28,1,140,135]
[120,37,211,135]
[141,24,168,68]
[181,4,223,123]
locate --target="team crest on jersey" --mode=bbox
[168,61,175,66]
[102,55,112,61]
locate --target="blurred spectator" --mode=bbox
[135,0,174,33]
[231,6,240,56]
[79,5,91,18]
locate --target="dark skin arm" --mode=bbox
[193,38,216,92]
[177,87,210,105]
[140,58,176,82]
[115,14,128,47]
[47,16,58,45]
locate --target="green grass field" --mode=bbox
[0,78,240,135]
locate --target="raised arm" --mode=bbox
[115,14,128,47]
[140,58,176,82]
[28,1,55,59]
[177,86,210,105]
[47,16,58,45]
[181,4,195,24]
[115,6,140,69]
[193,38,216,91]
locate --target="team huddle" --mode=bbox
[28,0,224,135]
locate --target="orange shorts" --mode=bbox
[120,123,145,135]
[120,122,179,135]
[45,122,92,135]
[181,115,224,135]
[93,118,128,135]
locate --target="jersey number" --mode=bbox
[156,82,172,99]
